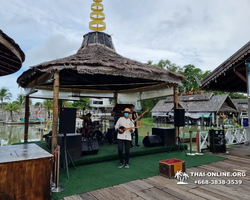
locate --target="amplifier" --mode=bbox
[152,127,175,146]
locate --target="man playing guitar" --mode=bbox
[115,108,135,169]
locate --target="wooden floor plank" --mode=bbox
[78,193,97,200]
[191,188,232,200]
[149,176,205,200]
[147,187,181,200]
[131,179,154,190]
[105,186,144,200]
[63,195,82,200]
[199,186,241,200]
[187,189,221,200]
[90,189,118,200]
[61,147,250,200]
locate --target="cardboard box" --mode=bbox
[159,158,186,178]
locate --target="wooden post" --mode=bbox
[51,71,60,153]
[114,92,118,105]
[24,95,30,143]
[246,61,250,129]
[58,99,62,114]
[173,85,178,141]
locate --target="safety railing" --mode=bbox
[197,127,249,153]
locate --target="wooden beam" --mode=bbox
[59,82,160,87]
[173,85,178,141]
[35,85,115,93]
[27,73,52,88]
[114,92,118,105]
[0,60,18,72]
[234,70,247,83]
[117,83,171,93]
[51,71,60,153]
[24,95,29,143]
[0,34,23,62]
[0,54,21,64]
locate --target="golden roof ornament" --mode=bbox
[89,0,106,32]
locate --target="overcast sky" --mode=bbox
[1,0,250,103]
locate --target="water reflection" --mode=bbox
[138,123,210,136]
[0,123,210,146]
[0,124,48,146]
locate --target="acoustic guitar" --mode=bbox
[118,120,144,134]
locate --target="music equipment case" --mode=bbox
[208,129,226,153]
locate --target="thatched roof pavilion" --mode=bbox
[17,14,184,150]
[201,41,250,92]
[17,32,184,92]
[0,29,25,76]
[152,93,238,118]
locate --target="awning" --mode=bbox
[188,112,211,119]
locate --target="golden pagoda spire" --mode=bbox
[89,0,106,32]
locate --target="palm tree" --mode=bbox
[0,87,12,109]
[17,94,25,107]
[4,102,21,122]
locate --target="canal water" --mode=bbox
[0,122,209,147]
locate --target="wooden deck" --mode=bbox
[61,144,250,200]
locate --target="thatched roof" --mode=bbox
[165,93,213,102]
[232,98,248,111]
[232,98,247,104]
[152,100,177,113]
[17,32,185,90]
[152,93,238,113]
[201,41,250,92]
[0,29,25,76]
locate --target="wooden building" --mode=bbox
[152,93,238,125]
[201,41,250,92]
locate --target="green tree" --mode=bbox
[0,87,12,109]
[72,98,90,110]
[62,101,73,108]
[43,100,53,111]
[179,64,207,92]
[229,93,247,99]
[140,97,166,118]
[4,102,21,122]
[148,59,182,73]
[16,94,25,107]
[35,102,42,107]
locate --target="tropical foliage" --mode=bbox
[4,102,21,121]
[72,98,90,110]
[43,99,53,111]
[16,94,32,107]
[0,87,12,109]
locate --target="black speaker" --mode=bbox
[152,127,175,146]
[47,133,82,167]
[59,108,77,133]
[143,135,163,147]
[82,140,99,155]
[208,130,226,153]
[174,108,185,127]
